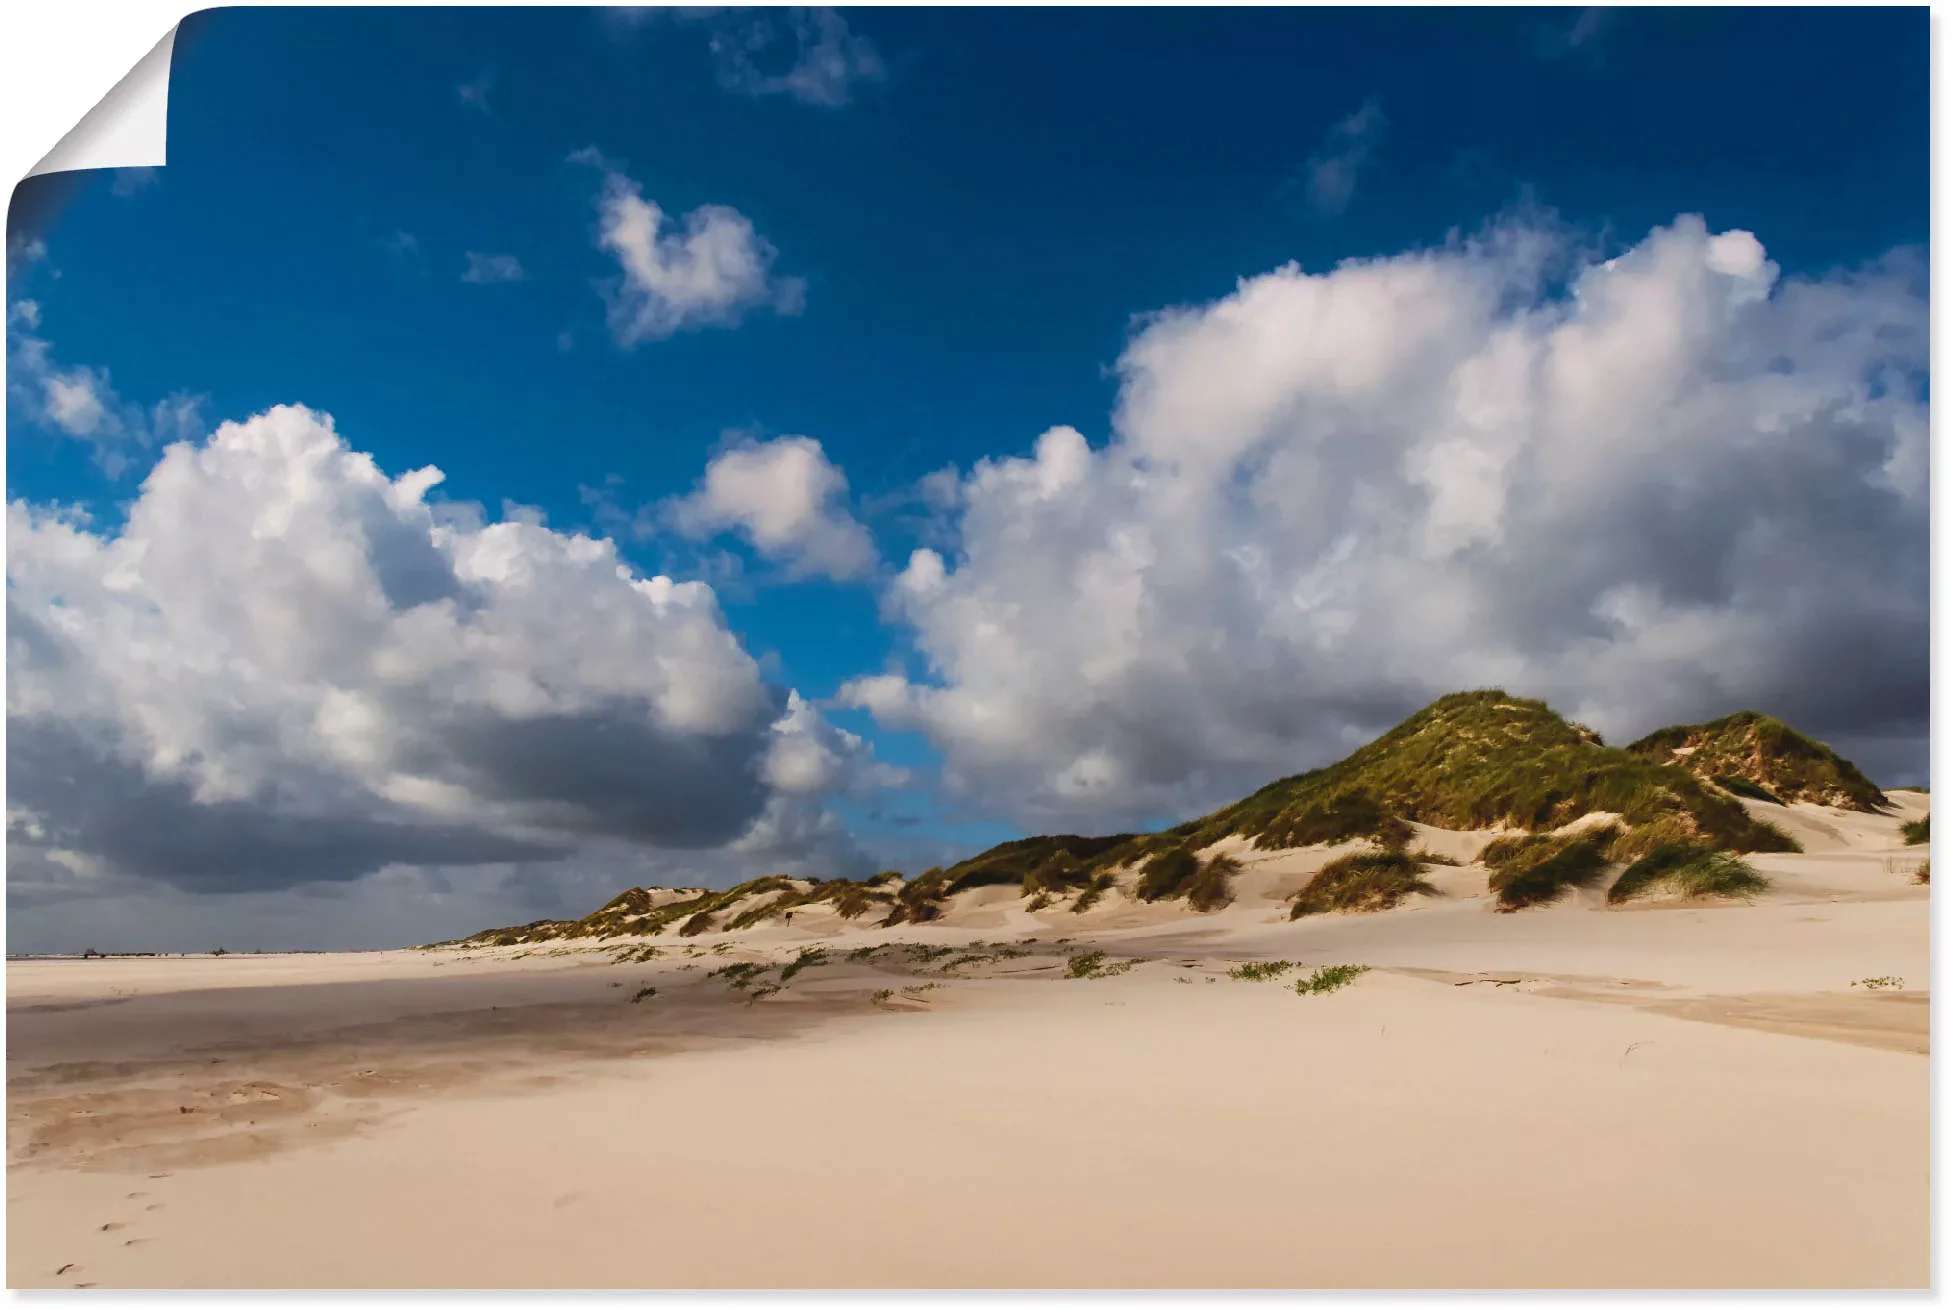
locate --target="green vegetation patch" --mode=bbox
[1903,816,1930,846]
[1606,842,1769,905]
[1065,950,1135,979]
[1294,964,1369,995]
[1289,851,1434,918]
[1227,960,1298,981]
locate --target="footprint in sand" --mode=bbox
[122,1239,150,1248]
[126,1192,148,1200]
[54,1264,75,1276]
[552,1191,586,1209]
[144,1204,163,1212]
[99,1223,125,1233]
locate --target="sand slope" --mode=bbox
[7,798,1929,1289]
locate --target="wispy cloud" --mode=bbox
[379,229,421,266]
[110,167,160,198]
[705,8,884,108]
[1535,8,1614,62]
[457,69,494,113]
[461,251,525,284]
[1300,97,1386,218]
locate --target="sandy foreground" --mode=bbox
[6,795,1931,1289]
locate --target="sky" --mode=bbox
[4,6,1929,953]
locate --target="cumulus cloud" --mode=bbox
[575,152,805,346]
[840,214,1928,827]
[6,405,892,935]
[667,435,877,581]
[6,302,205,475]
[461,251,525,284]
[1301,97,1386,217]
[706,8,884,107]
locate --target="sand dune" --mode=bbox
[6,798,1928,1289]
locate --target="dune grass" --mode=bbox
[1186,854,1240,911]
[778,947,828,982]
[1627,711,1887,811]
[1071,871,1117,914]
[1903,816,1929,846]
[1712,774,1786,805]
[1606,842,1769,904]
[1135,847,1199,901]
[435,691,1872,950]
[1289,851,1435,918]
[1135,848,1239,911]
[1487,831,1614,912]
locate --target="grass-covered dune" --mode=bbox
[1625,711,1888,812]
[438,690,1846,946]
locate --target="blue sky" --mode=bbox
[5,7,1929,949]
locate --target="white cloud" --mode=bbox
[841,215,1928,827]
[706,8,884,107]
[461,251,525,284]
[6,305,205,476]
[577,154,804,346]
[1301,97,1386,217]
[6,405,894,931]
[668,435,877,581]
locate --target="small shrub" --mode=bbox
[1025,892,1053,912]
[1290,851,1434,918]
[1608,843,1769,905]
[1228,960,1297,981]
[1294,964,1369,995]
[748,984,782,1002]
[871,988,894,1004]
[1916,859,1931,886]
[630,986,657,1003]
[1066,950,1107,978]
[1852,976,1903,991]
[1411,849,1461,866]
[678,912,718,938]
[1902,816,1929,846]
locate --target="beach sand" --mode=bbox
[7,794,1930,1289]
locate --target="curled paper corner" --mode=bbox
[28,24,178,179]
